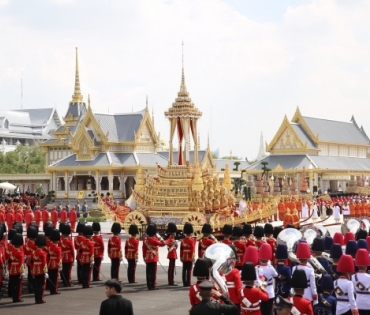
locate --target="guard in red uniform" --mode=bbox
[108,222,122,280]
[143,223,172,290]
[6,209,15,231]
[24,225,38,293]
[189,258,210,306]
[243,224,256,247]
[25,208,34,229]
[51,207,58,228]
[224,260,242,314]
[14,209,23,224]
[180,222,195,287]
[69,207,77,232]
[59,224,74,287]
[48,229,62,295]
[125,224,139,284]
[60,207,68,224]
[80,225,94,288]
[33,206,41,228]
[243,245,259,266]
[222,224,233,245]
[264,223,277,262]
[42,207,49,226]
[232,226,246,270]
[0,225,6,290]
[253,226,266,249]
[74,222,85,284]
[31,234,48,304]
[291,269,314,315]
[240,262,269,315]
[92,222,104,281]
[166,223,178,286]
[8,233,25,303]
[198,223,216,259]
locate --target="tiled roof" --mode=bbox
[247,155,312,171]
[94,111,144,142]
[214,159,249,171]
[109,153,137,166]
[309,155,370,171]
[51,153,110,167]
[303,116,370,145]
[64,102,87,119]
[136,153,168,166]
[15,108,54,126]
[290,124,316,149]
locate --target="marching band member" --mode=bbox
[242,224,255,247]
[189,258,210,306]
[42,206,49,227]
[311,237,331,293]
[335,254,358,315]
[60,207,68,224]
[92,222,104,282]
[258,243,278,315]
[224,245,242,314]
[166,222,178,286]
[221,224,233,245]
[8,233,24,303]
[232,226,246,270]
[31,234,48,304]
[79,225,94,289]
[125,224,139,284]
[274,244,291,298]
[24,225,38,293]
[59,224,74,287]
[253,226,266,249]
[69,207,77,232]
[352,249,370,315]
[74,222,85,284]
[292,242,318,303]
[329,244,343,281]
[198,223,215,259]
[240,262,269,315]
[108,222,122,280]
[314,274,336,315]
[264,223,277,260]
[48,229,62,295]
[180,222,195,287]
[291,269,314,315]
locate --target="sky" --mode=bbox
[0,0,369,160]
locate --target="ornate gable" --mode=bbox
[135,109,159,146]
[267,115,307,153]
[291,107,319,144]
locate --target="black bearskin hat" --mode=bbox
[253,226,264,238]
[62,224,71,235]
[50,229,61,242]
[242,224,252,235]
[241,263,256,281]
[76,222,85,233]
[35,234,46,247]
[232,226,243,238]
[111,222,122,234]
[264,223,273,235]
[166,222,177,234]
[83,225,93,236]
[291,269,308,289]
[12,233,24,247]
[201,223,212,234]
[193,258,210,278]
[183,222,193,235]
[222,224,233,236]
[128,224,139,235]
[273,227,283,239]
[146,223,157,236]
[92,222,101,232]
[27,225,38,239]
[8,228,17,241]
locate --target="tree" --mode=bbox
[261,161,271,179]
[221,155,241,160]
[0,145,45,174]
[233,161,241,171]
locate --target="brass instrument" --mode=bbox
[277,228,302,264]
[341,218,360,234]
[204,243,236,297]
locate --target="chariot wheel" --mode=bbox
[123,211,148,232]
[182,212,207,237]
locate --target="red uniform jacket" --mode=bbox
[143,236,170,263]
[31,248,47,276]
[24,239,37,267]
[189,281,202,306]
[233,240,247,267]
[225,268,243,304]
[42,210,49,223]
[124,237,139,260]
[80,239,94,265]
[74,235,85,261]
[108,235,122,259]
[69,210,77,222]
[180,236,195,262]
[198,237,215,258]
[255,239,266,250]
[6,211,14,228]
[246,238,256,248]
[60,210,68,223]
[222,239,233,245]
[15,212,23,223]
[291,295,314,315]
[48,243,62,270]
[51,210,58,222]
[0,210,6,223]
[25,211,33,226]
[59,236,74,263]
[266,237,277,261]
[167,236,177,259]
[9,247,25,275]
[240,286,269,315]
[92,235,105,259]
[34,209,41,225]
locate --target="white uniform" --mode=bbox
[335,278,357,315]
[333,205,341,220]
[351,272,370,311]
[258,264,278,299]
[292,264,317,301]
[302,203,309,219]
[342,205,350,216]
[312,204,318,220]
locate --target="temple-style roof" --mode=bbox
[15,108,62,127]
[247,155,312,171]
[290,124,316,149]
[94,110,145,142]
[302,116,369,145]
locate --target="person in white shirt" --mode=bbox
[351,249,370,315]
[342,201,350,220]
[335,254,358,315]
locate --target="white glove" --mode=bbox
[58,268,62,272]
[20,273,25,278]
[45,273,49,279]
[135,259,138,263]
[119,257,123,263]
[90,261,94,266]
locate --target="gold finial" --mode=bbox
[72,47,83,102]
[180,41,187,94]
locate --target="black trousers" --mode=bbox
[359,311,370,315]
[81,264,92,288]
[27,266,35,293]
[61,262,72,286]
[111,258,120,280]
[9,275,22,302]
[77,260,83,283]
[127,259,137,283]
[93,258,102,281]
[48,269,59,294]
[260,298,274,315]
[146,262,157,289]
[182,261,192,287]
[34,274,45,303]
[168,259,176,285]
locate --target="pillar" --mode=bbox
[309,171,314,193]
[108,171,113,193]
[95,170,99,194]
[64,170,68,197]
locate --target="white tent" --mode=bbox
[0,182,17,191]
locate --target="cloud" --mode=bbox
[0,0,369,160]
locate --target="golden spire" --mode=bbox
[72,47,83,102]
[207,132,210,148]
[197,132,200,150]
[180,40,187,94]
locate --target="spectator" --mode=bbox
[99,279,134,315]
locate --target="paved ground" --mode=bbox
[0,214,345,314]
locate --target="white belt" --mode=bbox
[241,306,259,311]
[226,282,235,288]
